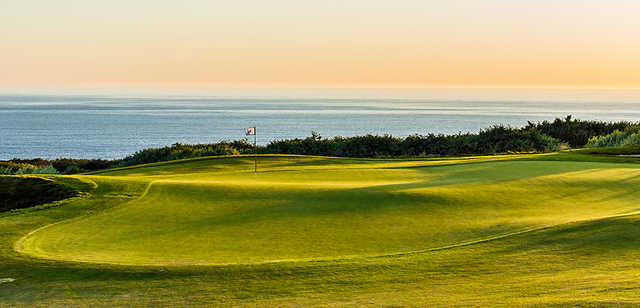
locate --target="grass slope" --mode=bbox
[575,145,640,155]
[2,153,640,306]
[0,176,84,212]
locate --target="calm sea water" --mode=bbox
[1,88,640,160]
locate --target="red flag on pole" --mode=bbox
[246,127,257,174]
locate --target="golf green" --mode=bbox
[4,153,640,306]
[15,155,640,265]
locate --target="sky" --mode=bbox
[1,0,640,89]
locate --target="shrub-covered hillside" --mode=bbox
[3,116,638,174]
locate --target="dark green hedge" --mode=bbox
[262,126,560,157]
[0,177,78,212]
[4,116,637,174]
[524,115,634,148]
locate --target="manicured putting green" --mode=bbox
[16,155,640,265]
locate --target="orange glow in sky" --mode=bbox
[2,0,640,88]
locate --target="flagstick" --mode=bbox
[254,126,257,175]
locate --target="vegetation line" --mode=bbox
[6,116,637,175]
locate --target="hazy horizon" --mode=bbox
[2,87,640,103]
[3,88,640,159]
[2,1,640,88]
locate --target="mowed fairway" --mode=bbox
[4,154,640,306]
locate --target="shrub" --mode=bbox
[586,127,640,148]
[525,115,634,148]
[0,162,59,175]
[622,132,640,146]
[6,116,631,171]
[117,142,243,167]
[263,126,560,157]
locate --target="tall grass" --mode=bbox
[586,127,640,148]
[0,162,58,175]
[524,115,635,147]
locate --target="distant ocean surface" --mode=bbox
[2,88,640,160]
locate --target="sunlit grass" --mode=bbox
[2,153,640,306]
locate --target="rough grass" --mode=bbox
[0,176,80,212]
[574,145,640,155]
[2,153,640,306]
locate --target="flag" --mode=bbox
[245,127,256,136]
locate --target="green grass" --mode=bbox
[2,153,640,306]
[574,145,640,155]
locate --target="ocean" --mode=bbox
[1,88,640,160]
